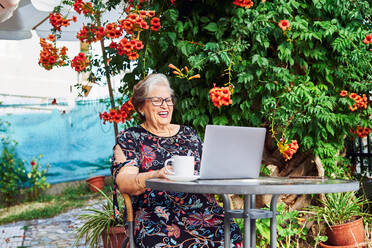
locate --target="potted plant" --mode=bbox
[75,189,127,248]
[86,169,106,193]
[306,191,370,247]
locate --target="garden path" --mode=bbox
[0,199,104,248]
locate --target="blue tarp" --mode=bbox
[1,100,116,184]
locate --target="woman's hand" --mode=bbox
[155,167,168,179]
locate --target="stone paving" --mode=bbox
[0,200,105,248]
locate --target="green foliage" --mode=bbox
[0,182,101,225]
[26,155,50,200]
[256,203,308,247]
[50,0,371,177]
[0,121,27,206]
[122,0,371,178]
[235,203,308,247]
[75,188,124,248]
[260,164,272,176]
[305,191,371,227]
[0,119,52,206]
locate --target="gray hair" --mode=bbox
[132,73,174,121]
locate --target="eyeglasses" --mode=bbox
[145,97,175,106]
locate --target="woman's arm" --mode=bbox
[113,145,167,196]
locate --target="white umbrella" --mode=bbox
[0,0,49,40]
[0,0,19,23]
[0,0,124,41]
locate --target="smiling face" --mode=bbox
[140,84,174,129]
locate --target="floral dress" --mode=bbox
[111,125,242,248]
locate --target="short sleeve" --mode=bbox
[111,129,140,182]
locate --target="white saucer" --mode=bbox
[166,175,200,182]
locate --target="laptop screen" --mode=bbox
[199,125,266,179]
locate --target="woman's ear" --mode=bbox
[138,106,144,116]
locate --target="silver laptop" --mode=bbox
[199,125,266,179]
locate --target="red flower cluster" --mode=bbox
[76,24,105,43]
[350,126,371,138]
[108,11,160,60]
[105,22,123,39]
[49,13,77,31]
[31,161,36,167]
[73,0,94,15]
[340,91,368,111]
[99,99,135,124]
[119,11,159,35]
[117,38,144,60]
[39,38,68,70]
[48,34,56,42]
[363,33,372,45]
[209,84,233,108]
[232,0,254,8]
[278,20,290,31]
[75,10,161,60]
[150,17,161,31]
[282,140,299,161]
[71,53,90,72]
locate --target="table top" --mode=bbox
[146,176,359,195]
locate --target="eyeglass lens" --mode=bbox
[150,97,174,106]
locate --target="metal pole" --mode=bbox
[250,195,256,247]
[222,194,231,248]
[243,195,250,247]
[270,195,280,248]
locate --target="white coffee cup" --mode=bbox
[164,155,194,177]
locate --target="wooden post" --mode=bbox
[100,39,118,138]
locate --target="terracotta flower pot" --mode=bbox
[320,217,366,247]
[101,226,127,248]
[319,242,366,248]
[86,175,105,192]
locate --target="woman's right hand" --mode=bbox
[155,167,168,179]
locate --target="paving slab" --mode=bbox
[0,200,105,248]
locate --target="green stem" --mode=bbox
[190,48,234,73]
[142,32,150,79]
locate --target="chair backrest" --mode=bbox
[121,193,135,248]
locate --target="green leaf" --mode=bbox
[204,22,218,32]
[167,32,177,44]
[212,115,228,125]
[325,123,334,136]
[200,16,210,23]
[175,21,184,34]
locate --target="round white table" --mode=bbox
[146,176,359,248]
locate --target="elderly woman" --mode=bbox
[111,73,242,247]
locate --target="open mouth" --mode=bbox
[158,111,169,118]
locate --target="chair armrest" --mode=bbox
[122,193,134,222]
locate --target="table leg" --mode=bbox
[250,195,256,248]
[270,195,280,248]
[243,195,250,247]
[222,194,231,248]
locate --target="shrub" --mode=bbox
[26,155,50,200]
[122,0,371,178]
[0,121,27,206]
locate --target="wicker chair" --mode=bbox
[121,193,135,248]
